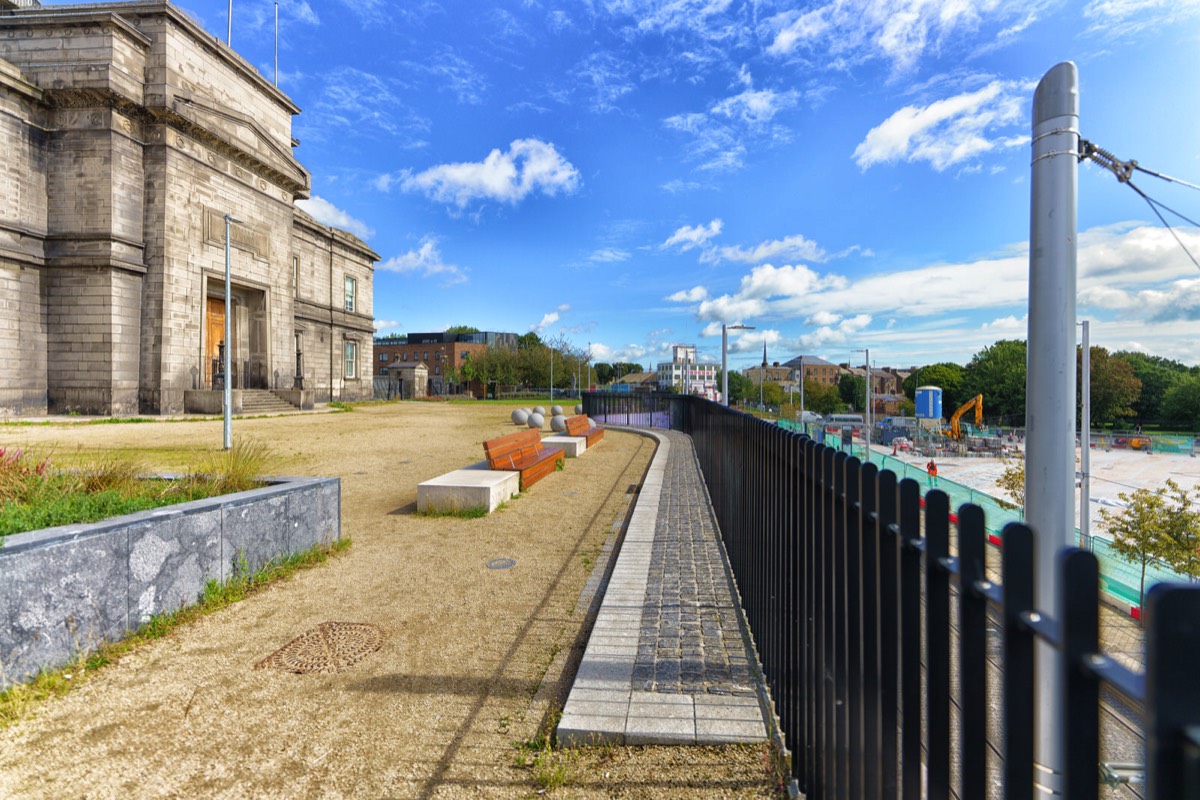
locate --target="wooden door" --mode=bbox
[205,297,225,387]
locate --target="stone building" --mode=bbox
[0,0,377,416]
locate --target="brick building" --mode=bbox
[374,331,516,395]
[0,0,377,415]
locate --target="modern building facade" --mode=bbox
[656,344,718,399]
[0,0,377,416]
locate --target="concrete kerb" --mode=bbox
[556,426,771,749]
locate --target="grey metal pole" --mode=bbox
[274,1,279,86]
[722,325,728,406]
[865,349,871,461]
[1081,320,1091,550]
[549,347,554,403]
[799,357,805,416]
[223,213,241,450]
[227,0,233,45]
[1026,61,1079,796]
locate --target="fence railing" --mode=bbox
[583,391,1200,798]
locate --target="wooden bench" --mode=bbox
[565,414,605,449]
[483,429,565,490]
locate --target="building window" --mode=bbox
[435,366,440,375]
[435,352,441,361]
[402,353,408,361]
[344,341,357,379]
[344,276,356,312]
[292,256,299,297]
[379,353,389,362]
[423,351,429,362]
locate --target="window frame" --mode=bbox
[344,340,358,379]
[344,275,357,313]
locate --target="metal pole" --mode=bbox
[1026,61,1079,796]
[722,325,729,405]
[223,214,242,450]
[227,0,233,45]
[274,1,279,86]
[1081,320,1091,550]
[865,348,871,461]
[799,356,805,415]
[549,346,553,402]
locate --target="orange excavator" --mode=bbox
[949,394,983,439]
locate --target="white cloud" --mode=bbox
[1083,0,1200,36]
[661,179,705,193]
[373,319,400,332]
[854,79,1031,171]
[402,139,581,208]
[378,236,467,286]
[664,70,798,171]
[767,0,1050,74]
[305,67,429,143]
[667,286,709,303]
[806,310,841,326]
[606,0,737,37]
[702,233,827,264]
[663,219,722,251]
[571,52,636,113]
[295,196,374,240]
[589,248,631,263]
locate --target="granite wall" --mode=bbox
[0,475,339,687]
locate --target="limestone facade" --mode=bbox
[0,1,377,416]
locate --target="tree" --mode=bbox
[594,362,614,384]
[1080,347,1140,424]
[613,361,644,378]
[1101,485,1174,621]
[444,325,480,335]
[517,332,543,350]
[720,370,754,404]
[838,373,866,411]
[995,458,1025,510]
[760,382,784,408]
[902,362,967,411]
[1115,351,1188,421]
[1160,480,1200,582]
[803,379,842,415]
[963,340,1027,422]
[1161,375,1200,428]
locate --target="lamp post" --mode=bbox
[853,347,870,460]
[223,213,243,451]
[721,323,754,406]
[798,356,806,417]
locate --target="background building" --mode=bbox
[656,344,718,399]
[784,355,845,387]
[373,330,516,395]
[0,0,377,416]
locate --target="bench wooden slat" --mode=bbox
[483,429,564,490]
[564,415,604,449]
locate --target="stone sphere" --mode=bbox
[551,405,563,416]
[575,404,583,415]
[511,408,529,425]
[550,415,567,432]
[533,405,545,415]
[527,412,545,429]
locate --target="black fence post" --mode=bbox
[957,503,988,800]
[924,489,952,800]
[877,469,899,798]
[897,478,922,800]
[1061,549,1100,800]
[860,461,881,800]
[1145,582,1200,797]
[1001,523,1035,800]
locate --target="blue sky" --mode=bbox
[105,1,1200,370]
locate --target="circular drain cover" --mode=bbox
[254,621,384,674]
[487,557,517,570]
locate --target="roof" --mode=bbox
[784,355,839,369]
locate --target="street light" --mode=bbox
[223,213,243,451]
[853,347,870,461]
[721,323,755,407]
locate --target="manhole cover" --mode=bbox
[254,621,384,674]
[487,557,517,570]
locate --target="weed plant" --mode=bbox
[0,441,273,538]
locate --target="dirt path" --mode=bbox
[0,402,779,798]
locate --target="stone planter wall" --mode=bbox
[0,476,339,687]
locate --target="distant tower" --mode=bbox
[762,342,767,369]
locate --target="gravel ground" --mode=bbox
[0,402,781,799]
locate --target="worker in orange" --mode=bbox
[927,458,938,487]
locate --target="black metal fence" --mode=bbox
[583,391,1200,799]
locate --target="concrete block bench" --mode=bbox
[417,462,519,514]
[541,434,587,457]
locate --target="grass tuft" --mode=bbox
[0,442,275,538]
[0,537,351,728]
[417,505,489,519]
